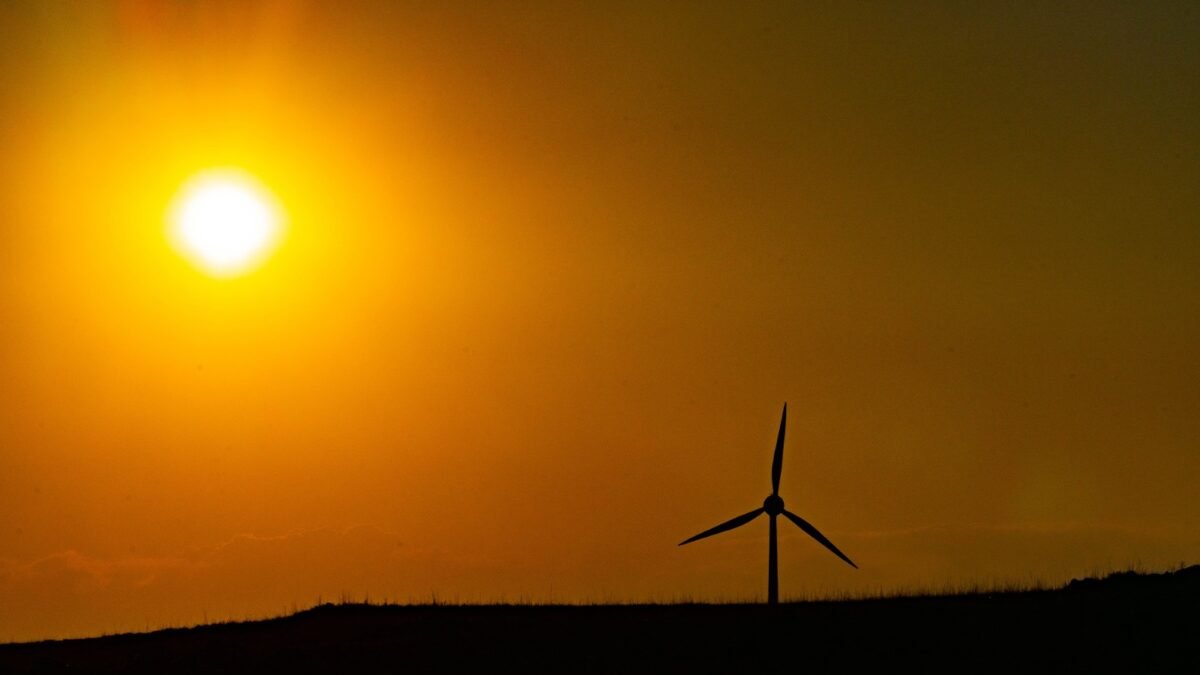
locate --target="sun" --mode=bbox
[168,169,284,277]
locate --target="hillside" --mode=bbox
[2,567,1196,673]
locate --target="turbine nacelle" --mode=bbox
[763,494,784,516]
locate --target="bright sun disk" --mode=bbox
[168,170,284,277]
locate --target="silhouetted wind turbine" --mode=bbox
[679,403,857,605]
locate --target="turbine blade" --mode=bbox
[771,403,787,495]
[679,508,765,546]
[782,510,858,569]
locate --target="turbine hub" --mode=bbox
[763,494,784,516]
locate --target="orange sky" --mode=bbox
[2,1,1198,641]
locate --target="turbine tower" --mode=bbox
[679,403,857,604]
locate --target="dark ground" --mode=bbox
[2,567,1196,673]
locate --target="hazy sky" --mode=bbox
[2,1,1198,641]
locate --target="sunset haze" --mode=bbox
[1,1,1198,642]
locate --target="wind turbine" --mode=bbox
[679,403,857,605]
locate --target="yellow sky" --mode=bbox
[2,1,1199,641]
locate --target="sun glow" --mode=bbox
[168,169,284,277]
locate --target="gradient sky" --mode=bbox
[2,1,1198,641]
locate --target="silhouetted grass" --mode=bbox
[1,565,1195,673]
